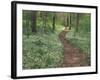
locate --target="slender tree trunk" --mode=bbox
[69,13,71,30]
[76,13,79,32]
[41,12,44,32]
[67,13,69,27]
[42,12,47,32]
[44,12,47,32]
[63,13,67,27]
[52,13,56,31]
[30,11,37,32]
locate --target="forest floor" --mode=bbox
[59,30,89,67]
[23,30,90,69]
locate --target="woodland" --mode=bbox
[22,10,91,69]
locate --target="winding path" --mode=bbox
[59,30,88,67]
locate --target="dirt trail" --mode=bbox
[59,30,88,67]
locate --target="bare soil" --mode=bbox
[59,30,89,67]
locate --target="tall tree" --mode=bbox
[23,10,37,35]
[64,13,71,29]
[76,13,80,33]
[30,11,37,32]
[69,13,71,30]
[44,12,48,32]
[41,11,48,32]
[52,13,56,31]
[63,13,67,27]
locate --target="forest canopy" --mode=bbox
[23,10,91,35]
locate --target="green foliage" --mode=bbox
[23,33,63,69]
[22,11,91,69]
[67,30,90,54]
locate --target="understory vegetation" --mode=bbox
[23,32,63,69]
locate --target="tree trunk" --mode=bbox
[67,13,69,27]
[76,13,79,32]
[42,12,47,32]
[69,13,71,30]
[52,13,56,31]
[44,12,47,32]
[30,11,37,32]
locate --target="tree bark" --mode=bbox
[69,13,71,30]
[30,11,37,32]
[52,13,56,31]
[76,13,79,32]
